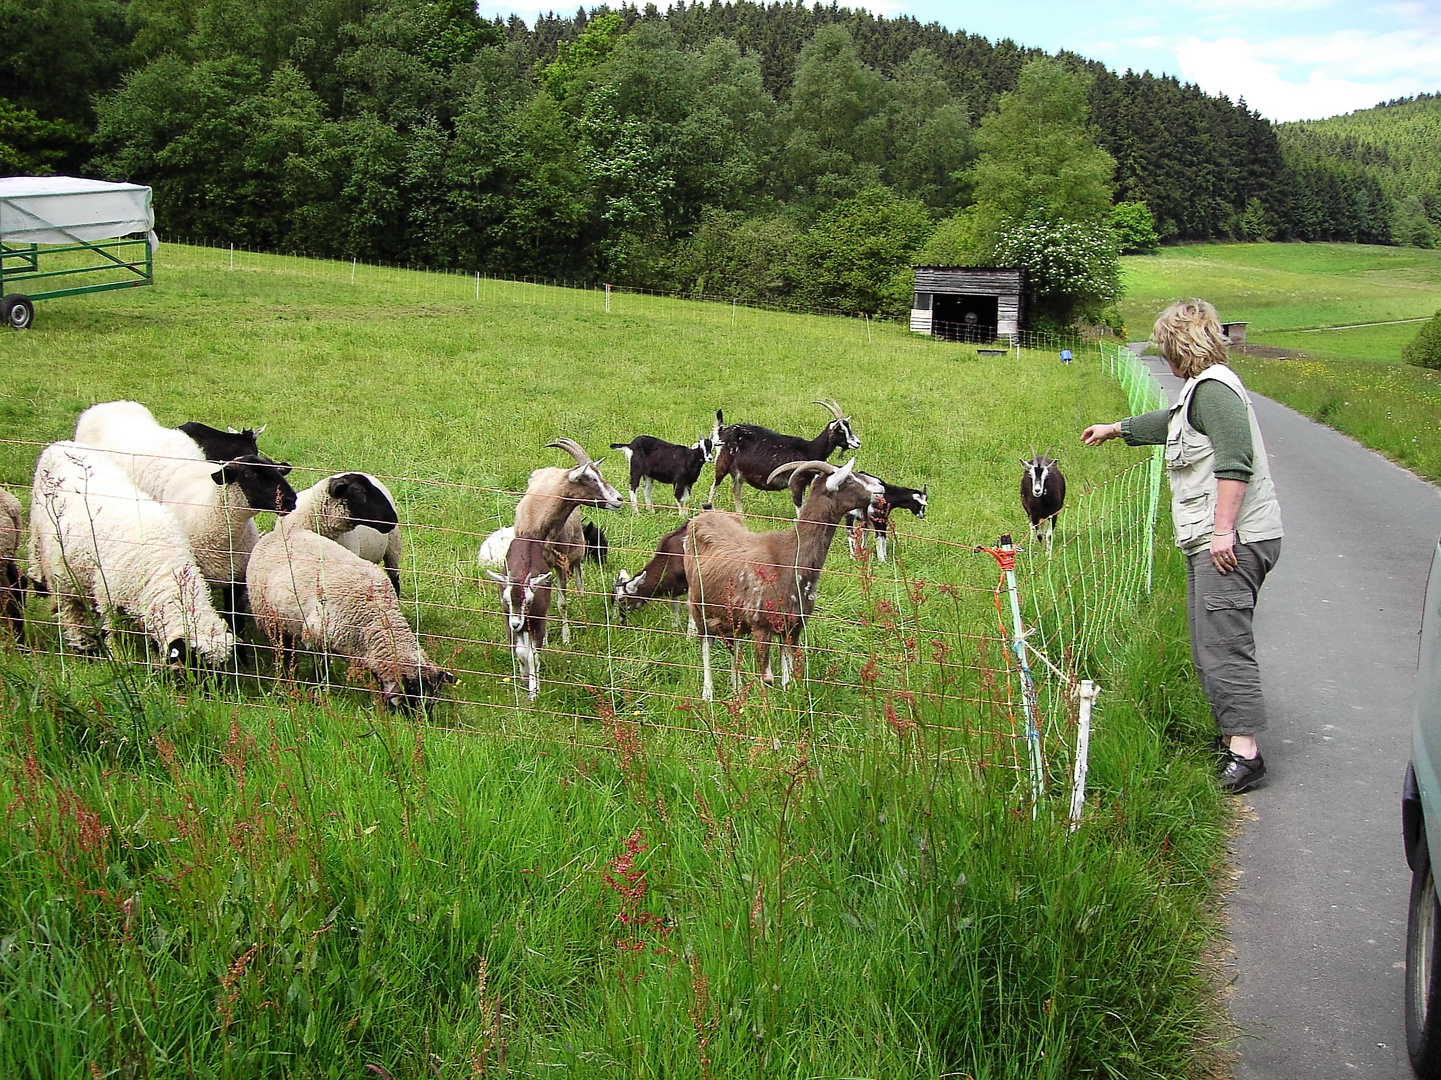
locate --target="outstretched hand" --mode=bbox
[1081,422,1121,447]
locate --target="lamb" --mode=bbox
[1020,449,1066,545]
[247,510,454,712]
[290,472,403,593]
[484,537,554,701]
[787,470,927,563]
[609,433,716,516]
[708,400,861,514]
[27,442,235,667]
[686,457,884,700]
[74,400,298,624]
[0,488,25,641]
[611,522,693,629]
[511,438,624,645]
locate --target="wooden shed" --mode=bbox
[911,266,1023,342]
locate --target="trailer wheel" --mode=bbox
[1,295,35,330]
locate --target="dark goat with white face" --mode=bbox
[787,471,927,563]
[611,522,693,630]
[1020,448,1066,545]
[708,399,861,514]
[610,433,716,516]
[486,537,554,701]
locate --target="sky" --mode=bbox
[473,0,1441,123]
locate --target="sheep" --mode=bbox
[290,472,403,593]
[27,442,236,667]
[609,433,716,516]
[74,400,297,625]
[176,421,265,463]
[611,522,693,630]
[477,526,515,571]
[686,457,884,701]
[0,488,25,641]
[1020,448,1066,545]
[484,537,554,701]
[247,511,454,712]
[787,470,927,563]
[708,399,861,514]
[512,439,624,645]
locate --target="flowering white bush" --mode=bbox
[992,212,1121,326]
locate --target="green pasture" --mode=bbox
[0,244,1228,1078]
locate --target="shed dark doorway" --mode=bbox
[932,294,999,342]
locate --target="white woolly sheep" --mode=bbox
[247,512,453,712]
[290,472,403,593]
[28,442,236,666]
[0,488,24,640]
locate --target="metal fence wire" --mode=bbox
[0,291,1165,823]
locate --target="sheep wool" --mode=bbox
[289,472,402,592]
[0,487,23,639]
[247,515,449,710]
[28,442,235,665]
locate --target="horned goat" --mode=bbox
[708,399,860,514]
[787,470,927,563]
[686,457,883,700]
[1020,448,1066,546]
[609,433,716,516]
[511,438,623,645]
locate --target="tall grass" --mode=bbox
[0,244,1230,1077]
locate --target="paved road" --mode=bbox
[1136,353,1441,1077]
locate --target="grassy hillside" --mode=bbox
[0,245,1230,1079]
[1120,241,1441,481]
[1279,93,1441,205]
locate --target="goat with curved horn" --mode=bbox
[546,437,592,466]
[708,400,862,514]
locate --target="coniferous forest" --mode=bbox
[0,0,1430,317]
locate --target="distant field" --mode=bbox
[1120,242,1441,362]
[0,245,1228,1079]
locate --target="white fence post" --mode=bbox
[1069,680,1100,830]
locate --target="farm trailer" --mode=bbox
[0,175,157,330]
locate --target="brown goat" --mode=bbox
[685,457,883,700]
[485,536,554,701]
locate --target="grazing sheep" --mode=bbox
[0,488,25,641]
[75,400,297,624]
[686,457,883,700]
[247,512,453,712]
[28,442,235,667]
[477,526,515,571]
[290,472,403,593]
[609,433,716,516]
[1020,449,1066,545]
[485,537,554,701]
[708,400,860,514]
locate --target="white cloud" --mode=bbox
[1176,35,1436,120]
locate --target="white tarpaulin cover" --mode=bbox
[0,175,157,251]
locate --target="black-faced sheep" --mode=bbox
[28,442,236,667]
[290,472,403,593]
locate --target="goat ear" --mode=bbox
[276,461,292,475]
[825,457,856,492]
[1019,457,1031,468]
[528,571,553,587]
[568,463,587,483]
[484,570,509,585]
[628,570,646,592]
[253,424,267,436]
[922,483,928,497]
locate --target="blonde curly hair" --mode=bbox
[1152,299,1229,378]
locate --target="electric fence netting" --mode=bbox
[0,251,1169,827]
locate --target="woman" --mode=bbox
[1082,299,1283,794]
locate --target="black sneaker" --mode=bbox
[1218,750,1266,794]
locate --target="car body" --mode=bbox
[1403,533,1441,1076]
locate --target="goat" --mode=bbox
[708,399,860,514]
[485,537,554,701]
[609,433,716,516]
[788,470,927,563]
[611,522,693,631]
[512,438,624,644]
[1020,448,1066,545]
[686,457,884,701]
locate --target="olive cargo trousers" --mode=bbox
[1185,539,1282,736]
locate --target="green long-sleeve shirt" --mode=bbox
[1119,378,1255,481]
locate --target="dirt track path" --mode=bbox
[1138,354,1441,1077]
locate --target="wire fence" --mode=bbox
[0,265,1167,821]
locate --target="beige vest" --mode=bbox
[1166,364,1284,554]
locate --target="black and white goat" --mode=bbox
[686,458,884,700]
[708,399,861,514]
[485,537,554,701]
[1020,448,1066,545]
[788,470,927,562]
[611,522,692,629]
[609,433,716,516]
